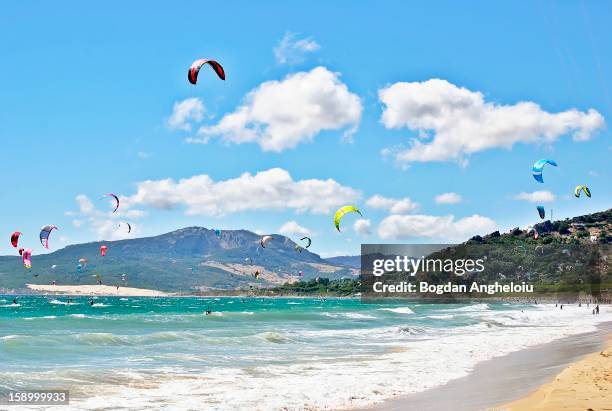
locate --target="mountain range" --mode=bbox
[0,227,357,292]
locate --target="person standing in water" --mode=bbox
[12,297,17,305]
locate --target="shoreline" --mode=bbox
[367,321,612,411]
[499,333,612,411]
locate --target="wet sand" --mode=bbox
[500,335,612,411]
[368,321,612,411]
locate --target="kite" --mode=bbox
[100,245,108,257]
[188,59,225,85]
[334,205,362,231]
[119,222,132,233]
[10,232,21,248]
[300,236,312,248]
[214,229,221,237]
[39,225,58,249]
[532,159,557,183]
[294,245,303,253]
[104,193,120,213]
[260,235,273,248]
[574,185,591,198]
[536,206,546,219]
[22,248,32,269]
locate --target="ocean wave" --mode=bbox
[449,303,490,312]
[256,331,290,344]
[48,299,79,305]
[24,315,57,320]
[0,335,19,340]
[321,312,377,320]
[377,307,414,315]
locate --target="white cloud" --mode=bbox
[353,218,372,236]
[126,168,360,217]
[377,214,496,242]
[366,194,419,214]
[167,98,205,131]
[76,194,94,214]
[435,192,462,204]
[514,190,555,203]
[70,195,145,241]
[274,32,320,65]
[279,220,311,237]
[379,79,605,165]
[192,67,362,151]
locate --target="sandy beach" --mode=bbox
[26,283,168,296]
[371,319,612,411]
[500,336,612,411]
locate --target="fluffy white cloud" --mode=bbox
[353,218,372,236]
[513,190,555,203]
[126,168,360,216]
[435,192,462,204]
[366,194,419,214]
[274,32,320,65]
[76,194,95,214]
[377,214,496,241]
[70,195,144,241]
[193,67,362,151]
[167,98,205,131]
[279,220,311,237]
[379,79,604,165]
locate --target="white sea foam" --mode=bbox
[377,307,414,314]
[48,299,79,305]
[5,302,610,411]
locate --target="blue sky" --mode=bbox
[1,0,610,257]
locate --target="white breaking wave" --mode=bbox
[377,307,414,314]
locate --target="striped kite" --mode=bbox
[532,159,557,183]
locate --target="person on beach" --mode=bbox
[596,305,600,314]
[560,305,563,310]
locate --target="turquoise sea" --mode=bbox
[0,296,607,410]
